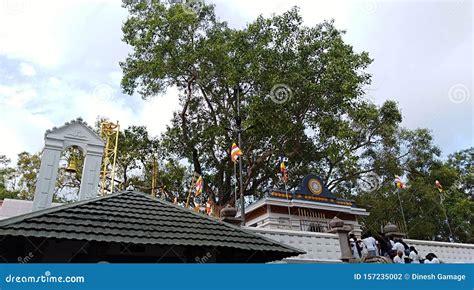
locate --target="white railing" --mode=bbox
[247,227,474,263]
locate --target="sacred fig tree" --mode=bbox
[120,1,402,205]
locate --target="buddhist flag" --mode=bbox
[394,176,406,189]
[231,143,243,162]
[280,156,288,183]
[206,198,212,216]
[435,180,443,192]
[195,176,203,196]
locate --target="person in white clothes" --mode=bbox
[425,253,440,264]
[349,234,362,259]
[389,237,395,249]
[408,246,420,263]
[362,232,377,257]
[393,250,404,263]
[393,239,406,257]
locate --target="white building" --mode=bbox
[240,174,368,237]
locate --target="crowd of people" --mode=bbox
[349,232,441,264]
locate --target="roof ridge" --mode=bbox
[0,191,130,227]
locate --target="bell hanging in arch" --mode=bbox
[65,146,80,173]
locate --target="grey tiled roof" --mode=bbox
[0,191,303,256]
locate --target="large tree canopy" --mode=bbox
[120,2,403,205]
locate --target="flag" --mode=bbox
[394,176,406,189]
[195,176,203,196]
[435,180,443,192]
[206,198,212,216]
[279,156,288,183]
[231,143,243,162]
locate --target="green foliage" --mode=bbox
[120,3,403,205]
[356,144,474,243]
[15,152,41,200]
[116,125,156,188]
[447,147,473,198]
[0,1,469,245]
[0,155,19,200]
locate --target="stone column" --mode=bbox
[78,152,103,200]
[328,217,353,262]
[32,145,62,211]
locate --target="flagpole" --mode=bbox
[234,161,237,208]
[395,188,408,237]
[438,187,454,241]
[236,85,245,225]
[284,181,291,229]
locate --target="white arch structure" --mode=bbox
[32,118,105,211]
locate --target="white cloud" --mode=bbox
[0,84,53,161]
[141,87,180,137]
[0,84,37,108]
[0,0,471,164]
[0,1,64,68]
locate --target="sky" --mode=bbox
[0,0,472,164]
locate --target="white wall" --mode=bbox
[405,239,474,264]
[247,227,342,263]
[247,227,474,263]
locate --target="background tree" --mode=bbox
[15,152,41,200]
[356,137,474,243]
[447,147,473,198]
[115,125,154,189]
[120,2,403,206]
[0,155,19,200]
